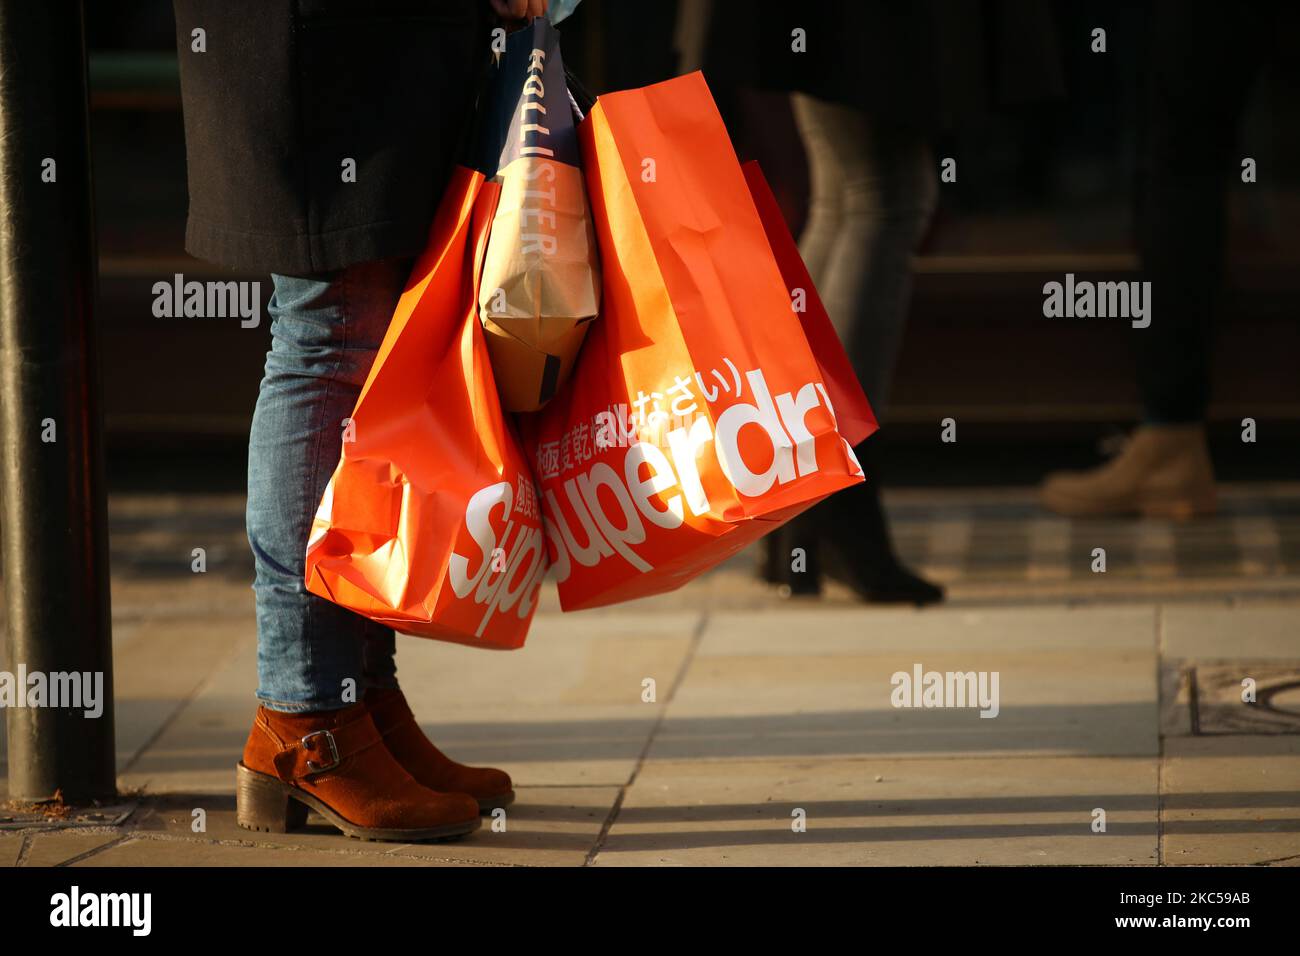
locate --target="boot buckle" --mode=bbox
[301,730,340,774]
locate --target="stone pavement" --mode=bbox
[2,486,1299,866]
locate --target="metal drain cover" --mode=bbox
[1195,665,1300,735]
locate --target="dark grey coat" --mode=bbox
[173,0,490,275]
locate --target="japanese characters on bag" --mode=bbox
[536,359,857,580]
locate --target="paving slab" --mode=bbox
[115,626,259,795]
[113,616,253,772]
[0,834,22,867]
[20,831,125,867]
[594,755,1159,866]
[1162,606,1300,661]
[648,605,1158,761]
[128,786,617,866]
[1,576,254,793]
[395,611,700,710]
[393,612,698,786]
[387,786,617,865]
[1161,735,1300,866]
[109,576,255,628]
[71,837,460,867]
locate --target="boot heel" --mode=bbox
[236,763,309,833]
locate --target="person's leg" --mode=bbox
[1135,0,1264,424]
[247,257,410,712]
[764,94,851,594]
[1041,1,1273,519]
[778,94,942,605]
[790,93,847,291]
[794,98,937,412]
[238,256,482,841]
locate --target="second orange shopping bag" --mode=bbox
[521,72,876,611]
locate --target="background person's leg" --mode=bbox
[246,257,410,713]
[1040,1,1274,520]
[793,96,937,413]
[790,92,848,299]
[764,93,855,594]
[1135,0,1266,424]
[776,94,942,605]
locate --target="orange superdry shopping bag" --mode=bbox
[520,72,873,611]
[743,160,878,448]
[305,166,548,649]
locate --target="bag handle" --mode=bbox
[565,66,596,117]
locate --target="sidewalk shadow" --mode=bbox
[119,702,1298,776]
[420,705,1162,761]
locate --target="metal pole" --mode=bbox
[0,0,115,802]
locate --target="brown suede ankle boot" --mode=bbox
[365,687,515,813]
[237,702,480,841]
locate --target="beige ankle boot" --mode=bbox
[1040,424,1217,519]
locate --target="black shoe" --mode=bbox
[831,557,945,606]
[822,445,945,607]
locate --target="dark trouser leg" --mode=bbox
[1135,0,1272,423]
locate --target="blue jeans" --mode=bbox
[247,258,412,712]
